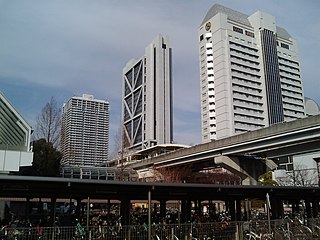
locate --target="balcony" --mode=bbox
[207,62,214,68]
[207,69,214,75]
[205,33,212,39]
[207,56,214,61]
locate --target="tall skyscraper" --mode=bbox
[199,4,305,143]
[122,34,173,150]
[61,94,109,166]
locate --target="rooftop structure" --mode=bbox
[0,91,33,172]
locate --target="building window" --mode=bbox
[245,30,254,38]
[233,26,243,34]
[281,42,289,49]
[200,34,204,41]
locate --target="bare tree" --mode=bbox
[35,97,61,149]
[292,164,318,186]
[277,163,318,187]
[153,165,193,183]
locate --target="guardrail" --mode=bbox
[1,219,320,239]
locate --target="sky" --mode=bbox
[1,0,320,155]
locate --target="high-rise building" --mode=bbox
[199,4,305,143]
[122,34,173,150]
[61,94,109,166]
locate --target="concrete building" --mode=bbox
[122,34,173,150]
[199,4,305,143]
[0,91,33,173]
[61,94,109,166]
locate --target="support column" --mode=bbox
[236,199,241,221]
[153,203,157,217]
[292,200,300,216]
[243,199,251,221]
[148,190,151,240]
[195,200,202,215]
[312,200,319,218]
[208,201,216,220]
[270,198,283,219]
[50,198,57,226]
[186,200,192,223]
[160,200,166,222]
[225,200,229,215]
[180,200,192,223]
[25,198,31,221]
[181,200,187,223]
[76,198,81,220]
[305,200,312,219]
[228,199,236,221]
[215,156,278,185]
[120,198,131,226]
[38,198,43,213]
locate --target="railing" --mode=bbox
[1,219,320,239]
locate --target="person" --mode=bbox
[53,217,61,237]
[36,220,43,239]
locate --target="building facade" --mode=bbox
[122,34,173,150]
[61,94,109,166]
[199,4,305,143]
[0,91,33,173]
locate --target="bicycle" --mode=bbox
[72,219,86,240]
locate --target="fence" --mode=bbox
[1,219,320,239]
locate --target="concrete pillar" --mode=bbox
[214,155,277,185]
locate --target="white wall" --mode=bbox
[0,149,33,172]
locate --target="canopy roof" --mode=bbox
[1,175,320,201]
[0,92,32,151]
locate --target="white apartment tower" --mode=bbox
[122,34,173,150]
[61,94,109,166]
[199,4,305,143]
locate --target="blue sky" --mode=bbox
[1,0,319,154]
